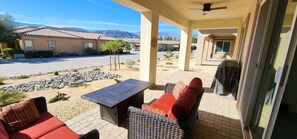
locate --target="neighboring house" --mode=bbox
[14,26,116,55]
[158,40,180,51]
[122,38,180,51]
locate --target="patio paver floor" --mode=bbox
[65,63,243,139]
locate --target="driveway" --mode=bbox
[0,51,179,77]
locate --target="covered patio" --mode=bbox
[65,62,243,139]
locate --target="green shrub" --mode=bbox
[16,75,30,79]
[125,60,135,68]
[0,91,26,105]
[0,77,5,85]
[54,71,59,76]
[49,92,68,103]
[69,83,89,88]
[164,50,174,61]
[2,48,24,58]
[72,69,78,72]
[85,48,99,55]
[166,62,173,65]
[114,79,122,83]
[93,68,101,71]
[25,50,54,58]
[176,55,179,59]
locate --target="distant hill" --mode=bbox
[94,30,139,38]
[15,22,183,39]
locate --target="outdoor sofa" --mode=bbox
[128,77,204,139]
[0,97,99,139]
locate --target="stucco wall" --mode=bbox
[19,36,99,55]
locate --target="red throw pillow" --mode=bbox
[0,121,8,139]
[142,104,166,116]
[172,80,187,99]
[0,99,40,133]
[171,87,198,120]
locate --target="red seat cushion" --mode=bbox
[151,93,176,113]
[39,126,79,139]
[9,112,65,139]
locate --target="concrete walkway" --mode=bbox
[0,51,179,77]
[65,64,243,139]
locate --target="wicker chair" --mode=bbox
[0,97,99,139]
[128,83,204,139]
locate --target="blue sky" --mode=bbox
[0,0,187,35]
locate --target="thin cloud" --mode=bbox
[87,0,112,9]
[15,20,42,25]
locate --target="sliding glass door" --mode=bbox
[250,0,296,138]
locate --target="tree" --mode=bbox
[192,37,197,43]
[101,40,125,71]
[0,14,16,43]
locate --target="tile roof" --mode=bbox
[14,26,116,41]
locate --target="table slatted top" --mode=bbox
[81,79,154,108]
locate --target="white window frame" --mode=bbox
[84,42,93,49]
[24,40,34,51]
[48,40,56,51]
[215,40,232,53]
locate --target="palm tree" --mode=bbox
[101,40,125,71]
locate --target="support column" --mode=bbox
[195,31,207,65]
[139,11,159,83]
[179,28,193,70]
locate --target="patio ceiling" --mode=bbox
[162,0,252,21]
[114,0,252,29]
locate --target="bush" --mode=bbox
[72,69,78,72]
[25,50,54,58]
[69,83,89,88]
[16,75,30,79]
[126,60,135,68]
[54,71,59,76]
[49,92,68,103]
[55,52,79,57]
[114,79,121,83]
[166,62,173,65]
[0,91,26,105]
[0,77,5,85]
[2,48,24,58]
[85,48,99,55]
[93,68,101,71]
[164,50,174,61]
[98,50,109,55]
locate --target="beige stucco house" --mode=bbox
[14,26,116,55]
[114,0,297,138]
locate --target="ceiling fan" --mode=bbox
[191,3,227,15]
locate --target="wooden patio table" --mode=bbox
[81,78,154,126]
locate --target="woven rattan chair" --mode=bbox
[128,83,204,139]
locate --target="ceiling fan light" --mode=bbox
[203,10,210,14]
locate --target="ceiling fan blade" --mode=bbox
[210,6,227,10]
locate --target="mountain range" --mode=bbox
[15,22,185,39]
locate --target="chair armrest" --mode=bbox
[165,83,176,93]
[128,106,185,139]
[79,129,99,139]
[33,97,48,113]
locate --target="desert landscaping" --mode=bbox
[0,56,188,121]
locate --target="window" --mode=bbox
[215,40,232,53]
[24,40,34,51]
[48,40,56,51]
[84,42,93,49]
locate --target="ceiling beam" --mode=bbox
[190,18,243,29]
